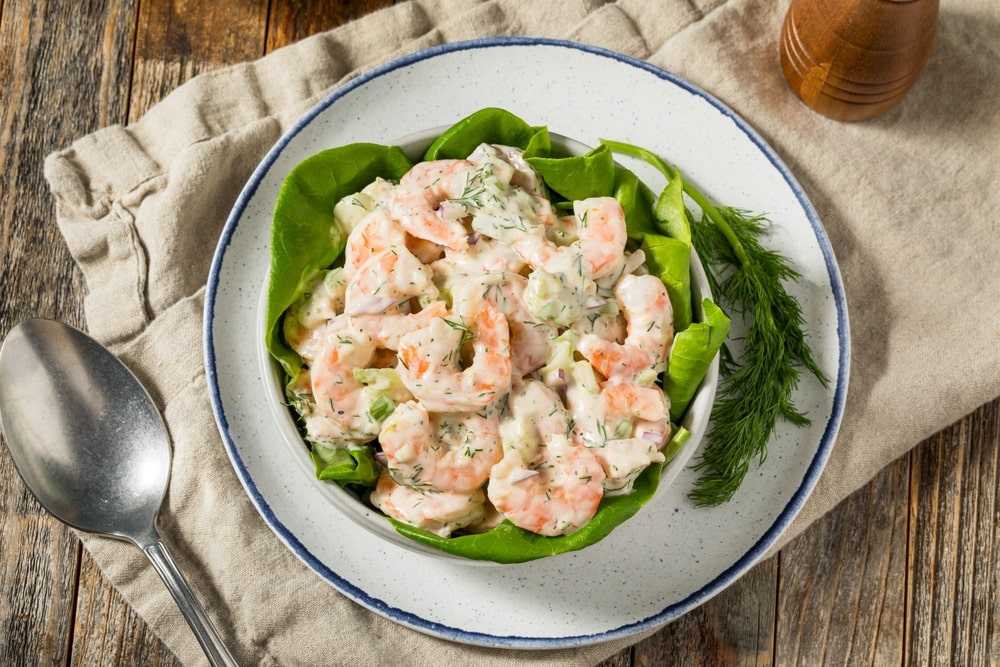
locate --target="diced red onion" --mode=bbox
[585,296,606,309]
[643,431,666,447]
[467,233,480,245]
[509,469,540,484]
[374,452,388,467]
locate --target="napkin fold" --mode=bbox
[43,0,1000,664]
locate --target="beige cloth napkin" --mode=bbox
[43,0,1000,664]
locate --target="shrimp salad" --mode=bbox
[266,109,724,561]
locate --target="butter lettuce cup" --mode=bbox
[261,108,724,564]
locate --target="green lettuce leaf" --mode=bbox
[265,143,413,380]
[311,443,380,487]
[392,461,663,563]
[423,107,551,160]
[652,168,691,244]
[642,234,692,332]
[526,143,616,201]
[664,299,731,422]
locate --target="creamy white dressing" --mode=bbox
[283,143,674,537]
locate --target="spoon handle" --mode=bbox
[143,539,240,667]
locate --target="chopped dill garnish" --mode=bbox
[441,318,475,348]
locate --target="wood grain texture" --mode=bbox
[628,555,777,665]
[128,0,270,123]
[266,0,400,51]
[907,402,999,666]
[1,1,998,666]
[72,555,181,666]
[774,459,909,665]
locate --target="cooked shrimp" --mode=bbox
[349,300,448,350]
[306,323,384,442]
[511,197,627,327]
[343,208,408,277]
[397,303,512,413]
[451,273,556,376]
[369,470,486,538]
[343,246,439,315]
[567,371,670,448]
[431,236,527,290]
[562,375,669,494]
[601,379,671,424]
[594,247,648,297]
[578,273,674,384]
[592,381,670,494]
[572,197,630,279]
[343,204,443,275]
[488,433,605,536]
[380,401,501,494]
[570,309,627,344]
[389,159,477,251]
[512,196,627,280]
[589,437,665,496]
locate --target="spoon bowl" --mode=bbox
[0,319,236,667]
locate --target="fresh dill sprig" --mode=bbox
[688,205,828,506]
[601,139,828,506]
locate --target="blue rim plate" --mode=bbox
[205,37,849,649]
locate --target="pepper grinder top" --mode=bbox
[780,0,939,122]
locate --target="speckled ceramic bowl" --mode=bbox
[206,37,847,649]
[256,127,720,564]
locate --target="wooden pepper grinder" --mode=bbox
[780,0,939,121]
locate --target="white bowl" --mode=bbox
[257,129,720,564]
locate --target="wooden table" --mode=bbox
[1,1,997,664]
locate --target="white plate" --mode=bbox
[205,38,849,649]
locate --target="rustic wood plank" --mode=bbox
[127,0,270,124]
[266,0,401,51]
[907,399,999,667]
[71,553,181,667]
[0,0,104,324]
[962,400,1000,667]
[0,502,78,666]
[621,555,777,665]
[0,0,137,665]
[974,400,1000,667]
[774,457,909,665]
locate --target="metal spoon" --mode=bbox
[0,319,238,667]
